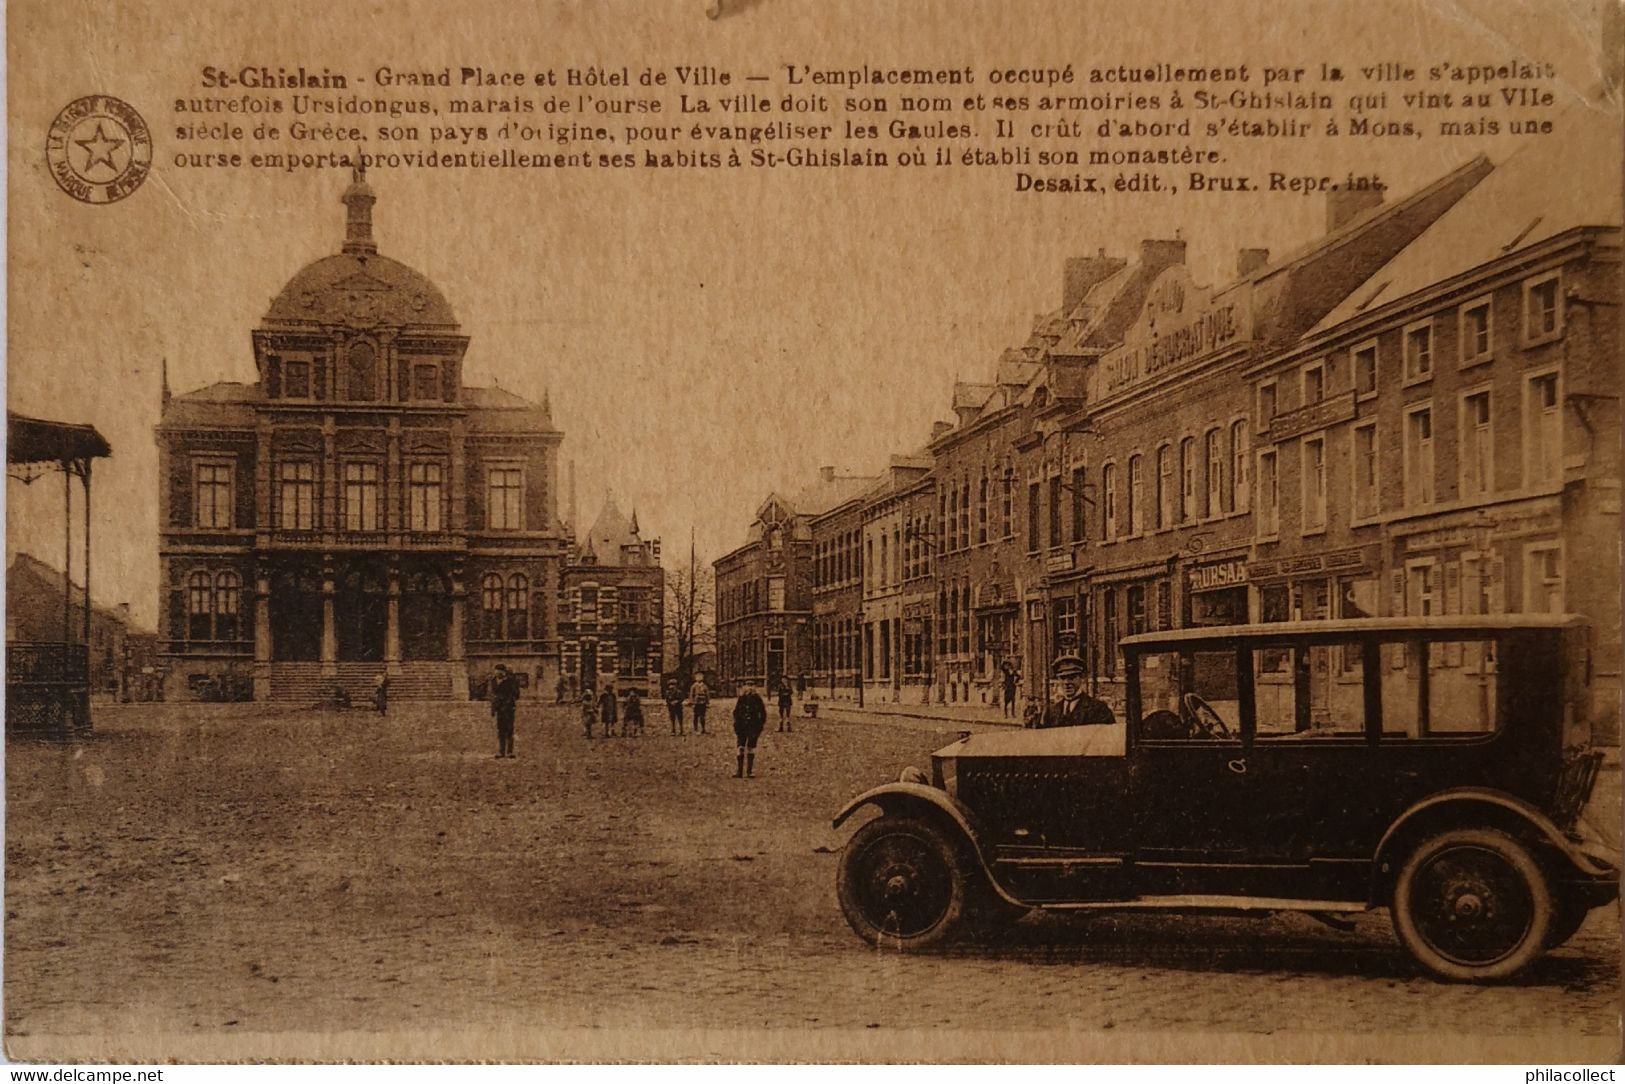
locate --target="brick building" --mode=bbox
[7,554,160,701]
[156,168,565,702]
[810,489,867,701]
[1249,107,1621,738]
[557,497,664,699]
[716,469,874,693]
[858,454,934,704]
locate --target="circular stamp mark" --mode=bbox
[45,95,152,205]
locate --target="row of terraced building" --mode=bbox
[715,107,1621,741]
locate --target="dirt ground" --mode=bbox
[4,701,1619,1062]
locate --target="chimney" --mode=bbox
[819,466,835,482]
[931,420,953,441]
[1236,248,1270,278]
[1062,248,1120,312]
[1138,237,1187,271]
[1327,184,1384,232]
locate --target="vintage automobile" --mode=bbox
[833,615,1619,981]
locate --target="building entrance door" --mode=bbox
[401,567,450,660]
[270,565,322,661]
[335,561,387,662]
[580,641,599,692]
[767,635,785,687]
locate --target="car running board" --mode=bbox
[1031,895,1370,914]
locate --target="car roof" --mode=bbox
[1120,613,1589,648]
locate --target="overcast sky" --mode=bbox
[6,0,1611,627]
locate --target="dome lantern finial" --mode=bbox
[341,148,377,257]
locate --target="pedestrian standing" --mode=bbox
[664,679,686,735]
[373,670,389,716]
[1001,661,1020,719]
[490,663,521,758]
[733,681,767,778]
[598,683,619,739]
[624,688,645,737]
[580,686,597,738]
[776,677,793,732]
[689,674,710,734]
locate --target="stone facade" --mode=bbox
[156,169,564,702]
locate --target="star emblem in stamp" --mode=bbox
[45,95,153,205]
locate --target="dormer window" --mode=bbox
[284,359,311,399]
[413,362,440,401]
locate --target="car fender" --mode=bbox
[1373,787,1618,884]
[831,783,1030,907]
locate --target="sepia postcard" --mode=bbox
[4,0,1622,1065]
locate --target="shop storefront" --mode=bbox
[1183,555,1249,627]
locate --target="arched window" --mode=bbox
[481,573,504,640]
[215,571,241,642]
[507,573,530,640]
[1102,463,1118,540]
[1128,454,1145,535]
[187,571,213,641]
[1230,420,1250,513]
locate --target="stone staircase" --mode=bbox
[267,662,463,703]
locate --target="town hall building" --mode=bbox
[156,167,565,701]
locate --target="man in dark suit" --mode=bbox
[732,681,768,778]
[1041,654,1115,728]
[490,664,522,758]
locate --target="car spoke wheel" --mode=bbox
[1392,828,1553,982]
[837,816,968,949]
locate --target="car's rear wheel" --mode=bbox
[837,815,969,950]
[1391,827,1554,982]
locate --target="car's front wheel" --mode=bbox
[1391,827,1554,982]
[837,815,969,950]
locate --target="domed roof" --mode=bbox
[265,252,457,326]
[263,166,458,328]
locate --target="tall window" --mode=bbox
[1524,543,1563,613]
[1525,371,1561,488]
[413,362,440,401]
[1258,382,1278,425]
[346,341,378,401]
[878,534,888,588]
[487,467,524,530]
[1460,298,1492,365]
[1230,421,1249,514]
[215,571,241,642]
[1460,390,1493,498]
[277,460,316,530]
[408,462,444,532]
[977,472,988,545]
[1026,482,1040,552]
[947,487,958,551]
[1257,449,1279,536]
[1524,273,1562,342]
[1302,361,1325,405]
[1301,435,1327,532]
[1001,471,1013,538]
[1205,428,1223,515]
[506,574,530,639]
[1155,445,1172,530]
[960,479,971,550]
[1102,588,1118,678]
[481,574,504,639]
[1071,465,1088,542]
[1404,320,1433,382]
[1404,405,1435,507]
[1047,475,1062,548]
[1102,463,1118,541]
[1127,454,1145,535]
[938,491,947,555]
[1352,422,1378,520]
[187,571,213,641]
[1179,436,1196,522]
[343,462,381,531]
[195,463,234,529]
[1353,342,1378,398]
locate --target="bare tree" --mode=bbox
[664,542,714,683]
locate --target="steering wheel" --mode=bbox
[1182,693,1233,740]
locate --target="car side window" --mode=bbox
[1138,650,1241,741]
[1381,637,1500,738]
[1253,643,1369,739]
